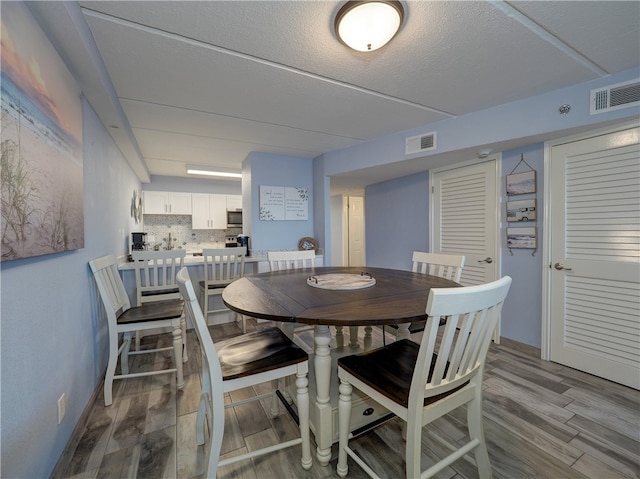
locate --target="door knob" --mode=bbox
[554,262,573,271]
[478,257,493,264]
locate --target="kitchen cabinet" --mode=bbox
[192,193,227,229]
[226,195,242,211]
[143,191,192,215]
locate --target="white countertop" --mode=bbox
[118,252,322,270]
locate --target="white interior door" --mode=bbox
[431,158,500,338]
[547,123,640,389]
[431,159,499,286]
[347,196,365,266]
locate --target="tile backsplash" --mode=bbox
[141,215,242,252]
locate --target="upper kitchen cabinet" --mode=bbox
[143,191,192,215]
[226,195,242,211]
[192,193,227,229]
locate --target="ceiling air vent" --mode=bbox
[405,132,436,155]
[590,78,640,115]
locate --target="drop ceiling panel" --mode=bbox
[82,1,612,116]
[512,1,640,73]
[121,100,363,154]
[84,10,448,141]
[133,128,319,166]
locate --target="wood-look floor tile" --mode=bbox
[63,406,115,476]
[97,444,141,479]
[56,324,640,479]
[145,384,177,434]
[489,367,574,408]
[105,394,149,454]
[176,373,202,417]
[563,387,640,440]
[569,432,640,479]
[176,411,201,479]
[484,376,575,423]
[571,451,633,479]
[567,413,640,458]
[482,420,589,479]
[137,427,175,479]
[483,389,580,443]
[482,396,583,466]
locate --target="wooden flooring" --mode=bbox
[54,319,640,479]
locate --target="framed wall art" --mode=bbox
[506,170,536,195]
[506,198,537,222]
[507,227,537,249]
[1,3,84,261]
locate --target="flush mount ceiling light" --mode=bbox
[186,165,242,179]
[335,1,404,52]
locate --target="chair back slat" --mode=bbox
[132,250,186,304]
[411,251,465,282]
[203,247,246,287]
[268,250,315,271]
[89,255,131,320]
[410,276,511,403]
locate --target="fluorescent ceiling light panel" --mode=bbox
[186,165,242,178]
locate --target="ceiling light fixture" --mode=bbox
[186,165,242,179]
[335,1,404,52]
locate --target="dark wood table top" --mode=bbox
[222,266,460,327]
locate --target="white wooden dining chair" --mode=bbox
[385,252,466,343]
[337,276,512,479]
[176,267,312,477]
[89,254,185,406]
[267,250,359,346]
[200,247,246,332]
[267,249,316,271]
[131,249,188,361]
[411,251,465,282]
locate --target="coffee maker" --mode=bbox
[237,234,250,256]
[131,232,148,251]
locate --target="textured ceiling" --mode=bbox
[28,1,640,191]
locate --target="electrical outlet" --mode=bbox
[57,393,66,424]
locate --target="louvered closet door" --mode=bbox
[432,159,499,287]
[549,125,640,389]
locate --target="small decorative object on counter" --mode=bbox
[298,237,318,252]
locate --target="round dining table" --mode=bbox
[222,266,459,465]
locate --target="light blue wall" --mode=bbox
[365,171,430,270]
[0,98,141,477]
[243,152,315,253]
[500,144,545,346]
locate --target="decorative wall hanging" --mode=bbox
[506,154,536,195]
[506,198,537,222]
[507,227,537,250]
[1,3,84,261]
[506,154,537,256]
[259,185,309,221]
[131,189,143,224]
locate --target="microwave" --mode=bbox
[226,209,242,227]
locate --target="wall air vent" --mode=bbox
[405,132,436,155]
[590,78,640,115]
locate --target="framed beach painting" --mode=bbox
[506,170,536,195]
[1,3,84,261]
[507,227,537,249]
